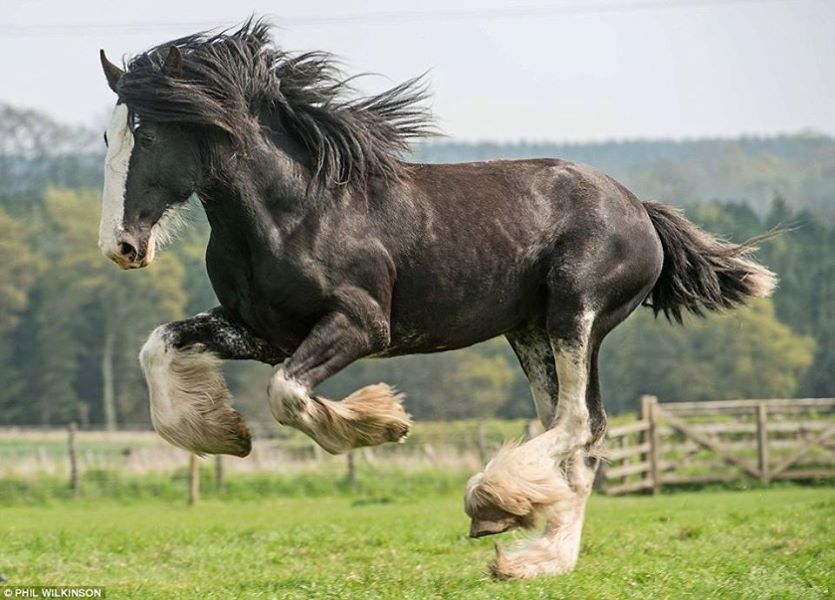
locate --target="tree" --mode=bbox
[20,188,187,427]
[2,125,835,425]
[0,207,40,331]
[313,338,520,421]
[600,299,814,413]
[0,208,41,422]
[0,102,99,212]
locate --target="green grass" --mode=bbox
[0,467,473,505]
[1,487,832,599]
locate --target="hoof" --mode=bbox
[469,512,530,538]
[489,542,572,580]
[213,409,252,457]
[489,543,540,580]
[487,501,588,579]
[490,543,513,580]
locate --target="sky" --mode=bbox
[1,0,833,142]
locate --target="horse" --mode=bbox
[97,21,776,579]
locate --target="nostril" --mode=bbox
[119,241,137,261]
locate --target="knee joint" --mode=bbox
[267,368,311,424]
[139,324,174,373]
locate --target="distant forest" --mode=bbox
[1,102,833,428]
[415,135,835,220]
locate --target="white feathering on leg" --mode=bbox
[140,325,251,457]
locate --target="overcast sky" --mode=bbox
[2,0,833,142]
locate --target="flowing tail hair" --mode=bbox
[643,201,778,323]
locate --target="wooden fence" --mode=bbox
[601,396,835,495]
[5,400,834,502]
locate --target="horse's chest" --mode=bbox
[206,247,320,347]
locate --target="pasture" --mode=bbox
[1,484,832,599]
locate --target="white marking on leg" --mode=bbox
[99,103,133,257]
[267,368,315,427]
[140,327,175,426]
[466,441,573,533]
[140,325,250,456]
[268,368,411,454]
[468,312,599,575]
[548,348,591,449]
[467,310,596,526]
[491,450,596,578]
[548,310,595,452]
[530,375,556,428]
[513,339,557,427]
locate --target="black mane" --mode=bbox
[117,19,435,187]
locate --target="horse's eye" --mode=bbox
[103,131,109,147]
[136,129,156,148]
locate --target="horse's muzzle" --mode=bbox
[105,230,155,269]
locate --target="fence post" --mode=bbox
[640,395,660,495]
[188,454,199,505]
[477,421,487,465]
[346,451,357,491]
[312,441,323,463]
[423,443,437,467]
[77,403,90,428]
[67,422,79,498]
[756,403,769,483]
[214,455,225,493]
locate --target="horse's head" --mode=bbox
[98,48,200,269]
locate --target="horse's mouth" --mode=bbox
[106,250,154,270]
[103,230,156,270]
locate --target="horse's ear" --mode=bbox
[100,50,124,93]
[163,46,183,77]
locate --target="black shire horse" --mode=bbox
[98,22,776,578]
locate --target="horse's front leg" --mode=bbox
[140,308,285,457]
[267,301,410,454]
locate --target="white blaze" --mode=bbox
[99,103,134,256]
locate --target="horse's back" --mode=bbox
[379,159,662,354]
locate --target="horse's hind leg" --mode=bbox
[140,308,285,457]
[466,308,605,577]
[466,325,561,538]
[491,449,598,579]
[506,325,558,429]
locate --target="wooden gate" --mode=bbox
[601,396,835,495]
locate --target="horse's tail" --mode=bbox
[643,201,778,323]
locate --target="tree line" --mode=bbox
[0,102,832,427]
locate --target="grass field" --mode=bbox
[1,486,833,599]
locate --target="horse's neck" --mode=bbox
[200,144,336,251]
